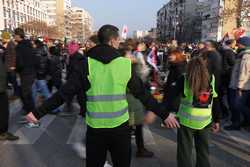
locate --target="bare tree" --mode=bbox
[223,0,250,27]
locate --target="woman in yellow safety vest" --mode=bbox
[165,54,220,167]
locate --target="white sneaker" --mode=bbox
[25,122,40,128]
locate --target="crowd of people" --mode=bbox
[0,25,249,167]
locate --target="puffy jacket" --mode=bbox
[0,45,7,93]
[35,46,49,80]
[16,39,36,75]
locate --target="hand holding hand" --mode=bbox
[211,123,220,133]
[144,111,157,124]
[164,113,180,129]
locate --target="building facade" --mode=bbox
[133,30,149,39]
[0,0,48,34]
[71,7,93,43]
[157,0,202,42]
[41,0,72,39]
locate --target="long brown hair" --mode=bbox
[186,56,210,97]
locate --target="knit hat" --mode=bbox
[237,36,250,47]
[1,31,10,40]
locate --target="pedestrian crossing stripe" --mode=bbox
[4,115,56,145]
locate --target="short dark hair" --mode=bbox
[206,40,219,49]
[34,39,43,48]
[49,46,60,56]
[98,25,119,44]
[14,28,25,39]
[89,35,99,45]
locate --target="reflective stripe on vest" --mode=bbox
[177,75,216,130]
[86,57,131,128]
[178,110,211,122]
[87,107,128,119]
[87,94,126,102]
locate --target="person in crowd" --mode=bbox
[163,50,187,114]
[32,39,50,108]
[204,40,223,124]
[0,41,19,141]
[165,53,220,167]
[64,41,86,116]
[47,46,63,92]
[14,28,36,123]
[25,24,179,167]
[191,42,206,58]
[1,32,19,98]
[120,41,154,158]
[219,39,237,119]
[225,36,250,130]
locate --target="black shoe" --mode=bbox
[136,148,154,158]
[0,132,19,141]
[224,125,241,131]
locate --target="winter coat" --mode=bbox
[48,55,62,83]
[220,46,236,87]
[163,62,187,112]
[35,46,49,80]
[5,40,16,72]
[0,45,7,93]
[16,39,36,76]
[67,52,83,80]
[230,49,250,90]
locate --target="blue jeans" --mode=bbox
[32,80,51,102]
[235,90,250,124]
[32,80,62,113]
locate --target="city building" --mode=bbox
[148,28,157,40]
[198,0,224,41]
[157,0,250,42]
[199,0,249,41]
[157,0,202,42]
[0,0,48,35]
[71,7,93,43]
[41,0,72,39]
[133,30,149,39]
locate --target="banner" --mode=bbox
[121,25,128,40]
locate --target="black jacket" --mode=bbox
[16,39,36,75]
[67,52,84,79]
[33,44,169,120]
[0,45,7,93]
[206,50,222,92]
[163,62,187,112]
[48,54,62,83]
[219,46,236,87]
[35,46,49,80]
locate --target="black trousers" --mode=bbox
[0,92,9,134]
[135,125,144,150]
[20,74,35,113]
[86,122,131,167]
[177,125,210,167]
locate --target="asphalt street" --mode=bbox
[0,100,249,167]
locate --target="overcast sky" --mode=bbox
[72,0,167,33]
